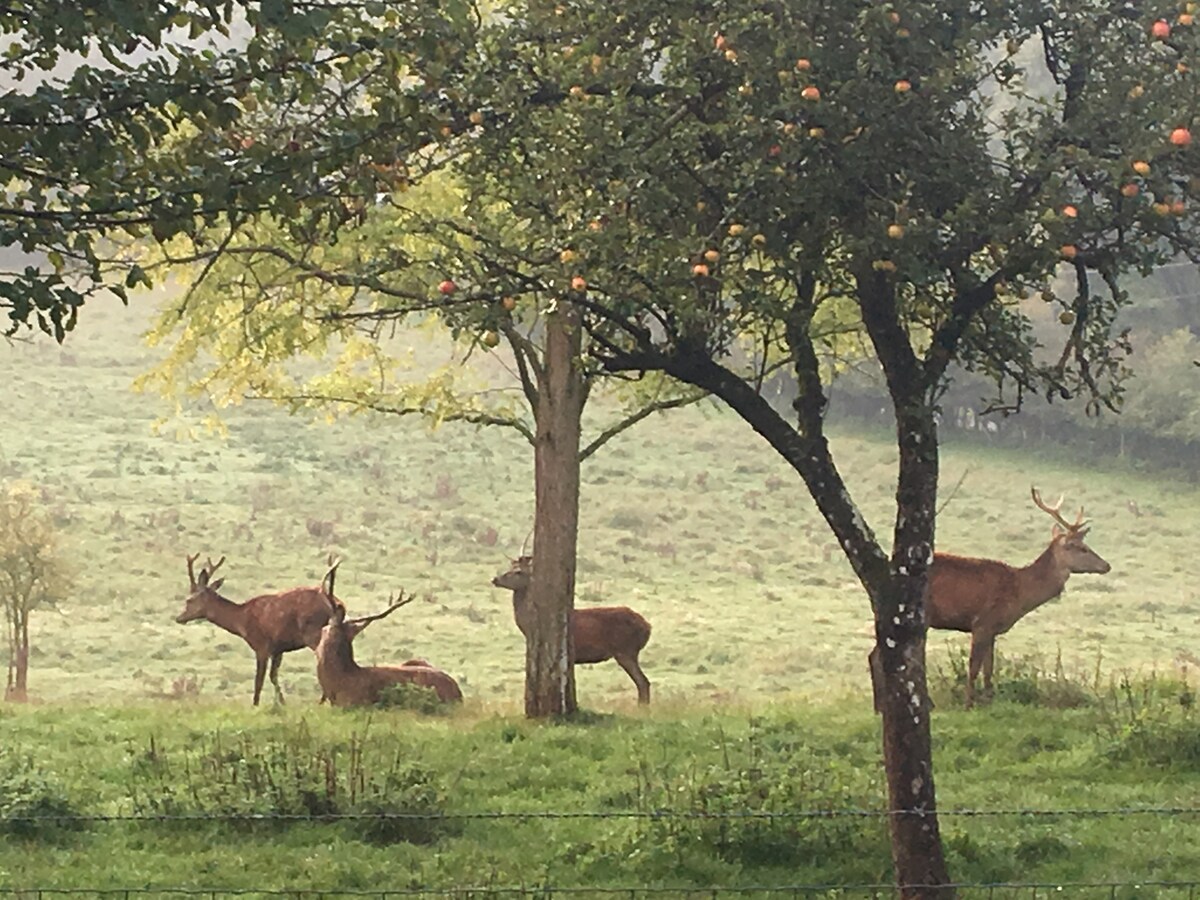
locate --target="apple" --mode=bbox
[1153,201,1172,216]
[896,27,911,38]
[469,110,484,126]
[724,49,738,63]
[1120,183,1140,197]
[888,11,901,24]
[692,263,710,277]
[873,259,897,272]
[1152,18,1171,39]
[1181,13,1195,25]
[714,34,728,50]
[704,249,721,262]
[1132,160,1151,175]
[1061,205,1079,218]
[728,223,746,236]
[808,126,826,138]
[482,330,500,348]
[767,144,782,157]
[1059,311,1076,325]
[587,219,604,231]
[800,85,821,101]
[1128,84,1146,99]
[738,83,754,96]
[751,233,767,247]
[1060,244,1078,259]
[1171,199,1187,215]
[560,249,577,263]
[887,223,905,238]
[570,276,587,292]
[501,296,516,311]
[894,79,912,93]
[438,279,456,295]
[1170,126,1192,146]
[569,85,586,98]
[795,58,813,71]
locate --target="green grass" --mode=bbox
[4,292,1200,891]
[1,695,1199,891]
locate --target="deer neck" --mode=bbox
[510,585,534,636]
[1014,545,1071,617]
[200,594,251,640]
[317,629,360,677]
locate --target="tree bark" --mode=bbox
[524,301,585,718]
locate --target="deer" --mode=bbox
[926,487,1112,708]
[174,554,344,706]
[491,555,652,705]
[313,560,463,707]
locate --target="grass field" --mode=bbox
[1,292,1196,709]
[3,292,1200,894]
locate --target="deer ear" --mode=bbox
[1051,524,1064,538]
[209,577,225,591]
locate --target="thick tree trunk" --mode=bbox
[524,302,584,718]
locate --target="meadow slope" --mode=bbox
[0,293,1196,710]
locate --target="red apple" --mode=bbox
[800,86,821,101]
[1061,204,1079,218]
[570,275,587,291]
[894,79,912,93]
[692,263,710,277]
[1152,18,1171,39]
[1170,126,1192,147]
[438,279,456,295]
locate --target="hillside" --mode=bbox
[1,292,1197,709]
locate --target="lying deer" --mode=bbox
[492,555,652,704]
[928,487,1111,708]
[174,554,341,706]
[313,561,463,707]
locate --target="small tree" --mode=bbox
[0,483,71,701]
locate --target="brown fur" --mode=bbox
[314,612,463,707]
[925,491,1111,707]
[492,557,653,704]
[175,554,343,706]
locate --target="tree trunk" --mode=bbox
[524,302,585,718]
[653,350,952,896]
[5,608,28,702]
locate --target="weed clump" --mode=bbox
[0,752,87,841]
[125,727,457,844]
[375,682,445,715]
[1101,674,1199,769]
[930,647,1094,709]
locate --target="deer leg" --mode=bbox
[253,655,268,707]
[967,635,992,710]
[615,654,651,705]
[268,652,285,705]
[983,641,997,700]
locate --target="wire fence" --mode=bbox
[1,806,1200,824]
[3,884,1200,899]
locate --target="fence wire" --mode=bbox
[2,884,1200,898]
[1,806,1200,825]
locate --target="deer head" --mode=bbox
[318,557,414,640]
[176,553,227,623]
[1031,487,1112,575]
[492,555,533,591]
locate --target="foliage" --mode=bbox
[125,726,455,844]
[0,481,72,699]
[930,648,1097,710]
[1101,673,1200,769]
[374,681,448,715]
[0,751,86,841]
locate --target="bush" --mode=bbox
[930,648,1094,710]
[0,752,87,841]
[125,727,457,843]
[1101,674,1200,769]
[375,682,445,715]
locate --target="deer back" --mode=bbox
[926,552,1020,632]
[240,587,341,652]
[572,606,652,664]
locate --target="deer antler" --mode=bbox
[346,590,416,629]
[321,557,341,603]
[1031,486,1087,532]
[202,555,226,585]
[520,526,534,558]
[185,553,201,589]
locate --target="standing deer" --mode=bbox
[927,487,1111,708]
[491,555,652,705]
[313,561,463,707]
[174,554,343,706]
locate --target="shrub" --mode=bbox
[0,752,87,841]
[375,682,445,715]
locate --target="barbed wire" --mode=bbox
[3,805,1200,824]
[2,882,1200,898]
